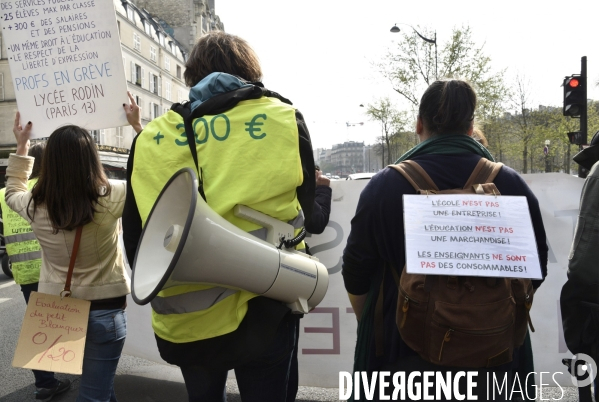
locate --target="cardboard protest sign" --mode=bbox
[0,0,128,138]
[403,194,543,279]
[13,291,90,374]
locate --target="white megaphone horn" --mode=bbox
[131,168,329,314]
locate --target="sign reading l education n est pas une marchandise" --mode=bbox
[403,194,543,279]
[0,0,129,138]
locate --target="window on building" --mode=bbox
[178,89,184,103]
[150,46,156,62]
[176,65,181,79]
[100,129,106,145]
[135,95,141,107]
[89,130,100,144]
[117,21,121,37]
[164,56,170,71]
[133,33,141,51]
[131,63,142,86]
[116,127,124,148]
[126,6,134,21]
[144,21,151,36]
[149,73,158,94]
[153,103,160,118]
[165,81,171,101]
[158,33,165,46]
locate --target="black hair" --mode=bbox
[419,79,477,135]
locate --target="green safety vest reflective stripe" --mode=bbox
[131,96,304,343]
[0,180,42,285]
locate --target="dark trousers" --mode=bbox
[180,314,299,402]
[20,283,59,389]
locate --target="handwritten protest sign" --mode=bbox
[0,0,128,138]
[403,194,542,279]
[13,291,90,374]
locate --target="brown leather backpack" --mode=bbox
[389,158,534,368]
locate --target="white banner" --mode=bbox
[0,0,128,138]
[403,194,542,279]
[122,173,585,388]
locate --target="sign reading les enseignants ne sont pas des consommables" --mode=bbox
[403,194,543,279]
[0,0,129,138]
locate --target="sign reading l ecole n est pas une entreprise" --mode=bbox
[403,194,543,279]
[0,0,129,138]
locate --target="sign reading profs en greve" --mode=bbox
[403,194,543,279]
[0,0,129,138]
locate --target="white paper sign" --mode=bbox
[0,0,129,138]
[403,194,543,279]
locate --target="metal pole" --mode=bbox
[434,31,438,80]
[579,56,588,178]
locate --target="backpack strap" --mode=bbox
[170,102,207,201]
[389,160,440,192]
[463,158,504,188]
[463,158,503,195]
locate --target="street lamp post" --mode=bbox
[544,140,550,173]
[390,23,437,80]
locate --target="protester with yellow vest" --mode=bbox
[0,142,71,400]
[122,31,316,401]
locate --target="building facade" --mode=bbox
[129,0,223,53]
[330,141,365,177]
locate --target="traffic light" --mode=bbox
[563,75,586,117]
[567,131,583,145]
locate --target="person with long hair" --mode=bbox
[342,79,548,401]
[7,99,141,401]
[0,142,73,400]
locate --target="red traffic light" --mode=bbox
[568,78,580,88]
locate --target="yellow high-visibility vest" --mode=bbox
[0,179,41,285]
[131,96,304,343]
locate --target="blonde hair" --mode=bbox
[472,127,488,146]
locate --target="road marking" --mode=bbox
[0,281,16,290]
[0,298,10,304]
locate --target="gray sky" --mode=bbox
[217,0,599,149]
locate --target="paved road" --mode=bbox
[0,275,586,401]
[0,275,340,401]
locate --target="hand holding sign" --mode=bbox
[13,111,32,156]
[123,91,142,134]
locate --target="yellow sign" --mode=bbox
[12,292,90,375]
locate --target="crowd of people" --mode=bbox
[1,30,597,402]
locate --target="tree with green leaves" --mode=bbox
[378,25,509,122]
[364,98,409,165]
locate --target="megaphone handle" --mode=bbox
[278,228,307,250]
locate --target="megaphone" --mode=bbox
[131,168,329,314]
